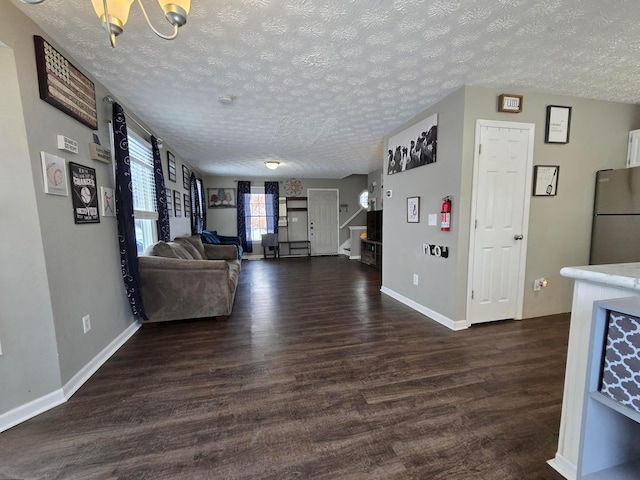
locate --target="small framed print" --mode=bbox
[165,188,173,216]
[533,165,560,196]
[498,94,523,113]
[182,165,190,190]
[407,196,420,223]
[41,151,69,196]
[100,186,115,217]
[173,189,182,216]
[545,105,572,144]
[167,151,176,182]
[184,194,191,217]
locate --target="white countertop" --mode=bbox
[560,262,640,292]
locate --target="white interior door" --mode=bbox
[468,120,534,325]
[308,189,339,256]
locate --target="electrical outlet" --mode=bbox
[82,315,91,334]
[413,274,419,286]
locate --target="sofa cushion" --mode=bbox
[201,230,221,244]
[174,236,206,260]
[143,241,180,259]
[166,242,194,259]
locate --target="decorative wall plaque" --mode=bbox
[34,35,98,130]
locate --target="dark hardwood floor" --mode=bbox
[0,256,569,479]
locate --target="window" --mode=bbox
[128,131,157,255]
[246,187,275,242]
[359,189,369,209]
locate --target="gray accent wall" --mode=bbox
[382,85,640,325]
[382,88,466,322]
[0,44,61,412]
[0,2,198,419]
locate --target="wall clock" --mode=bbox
[498,94,523,113]
[284,178,303,197]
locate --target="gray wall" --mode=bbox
[463,86,640,319]
[382,85,640,325]
[0,44,61,412]
[203,175,368,247]
[382,88,467,321]
[0,2,198,417]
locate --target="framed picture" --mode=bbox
[545,105,572,144]
[182,165,190,190]
[184,194,191,217]
[387,113,437,175]
[407,196,420,223]
[167,151,176,182]
[34,36,98,130]
[533,165,560,196]
[165,188,173,216]
[207,188,237,208]
[173,190,182,216]
[40,151,69,196]
[69,162,99,224]
[100,186,115,217]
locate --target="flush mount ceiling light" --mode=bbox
[265,161,280,170]
[21,0,191,48]
[218,95,235,105]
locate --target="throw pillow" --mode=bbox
[201,230,221,244]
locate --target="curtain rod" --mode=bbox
[103,95,162,145]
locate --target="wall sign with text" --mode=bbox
[70,162,99,224]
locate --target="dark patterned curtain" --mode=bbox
[189,173,206,235]
[265,181,279,234]
[237,180,252,253]
[198,178,207,230]
[113,103,147,320]
[151,136,170,242]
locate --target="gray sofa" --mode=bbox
[138,235,241,323]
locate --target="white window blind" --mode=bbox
[128,132,157,220]
[127,131,158,254]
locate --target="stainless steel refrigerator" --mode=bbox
[590,167,640,265]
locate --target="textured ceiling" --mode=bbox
[11,0,640,179]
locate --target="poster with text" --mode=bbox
[70,162,99,224]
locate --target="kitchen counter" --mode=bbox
[549,263,640,479]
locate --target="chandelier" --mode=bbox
[20,0,191,48]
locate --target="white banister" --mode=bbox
[340,206,365,229]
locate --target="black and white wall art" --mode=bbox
[387,113,438,175]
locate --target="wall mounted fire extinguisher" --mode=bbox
[441,196,451,231]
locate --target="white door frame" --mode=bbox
[307,188,340,256]
[466,120,535,327]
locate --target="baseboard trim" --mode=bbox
[0,389,65,434]
[0,321,140,433]
[547,455,576,480]
[63,321,140,398]
[380,286,467,331]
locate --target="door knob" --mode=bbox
[514,234,523,240]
